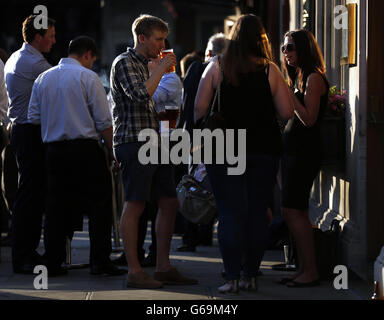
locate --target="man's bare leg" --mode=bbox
[119,200,145,275]
[155,197,178,272]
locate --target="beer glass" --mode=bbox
[164,105,179,129]
[160,49,176,73]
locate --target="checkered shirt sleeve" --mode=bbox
[110,49,159,146]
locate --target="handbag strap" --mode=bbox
[215,54,223,113]
[202,54,223,123]
[190,56,223,175]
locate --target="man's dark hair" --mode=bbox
[68,36,99,57]
[22,15,55,43]
[180,51,203,78]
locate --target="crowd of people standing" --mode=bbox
[0,11,329,293]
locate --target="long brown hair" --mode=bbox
[282,29,327,92]
[222,14,273,86]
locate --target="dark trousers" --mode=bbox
[45,139,112,268]
[206,154,279,280]
[3,144,18,217]
[0,124,10,235]
[181,220,199,247]
[182,220,214,247]
[10,123,46,268]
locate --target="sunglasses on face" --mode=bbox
[281,43,295,53]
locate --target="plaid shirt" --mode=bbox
[110,48,159,146]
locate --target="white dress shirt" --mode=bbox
[0,59,8,123]
[4,43,52,124]
[28,58,112,143]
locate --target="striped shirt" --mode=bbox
[109,48,159,146]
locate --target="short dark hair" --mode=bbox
[22,15,55,43]
[180,51,203,78]
[68,36,99,57]
[132,14,169,42]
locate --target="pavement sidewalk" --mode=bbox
[0,221,372,301]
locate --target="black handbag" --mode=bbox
[176,174,217,225]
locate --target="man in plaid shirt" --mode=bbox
[110,14,197,289]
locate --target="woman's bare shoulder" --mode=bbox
[268,61,281,73]
[306,72,327,94]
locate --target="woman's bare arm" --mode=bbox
[291,73,326,127]
[269,62,294,121]
[194,57,220,123]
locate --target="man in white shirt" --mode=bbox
[4,15,55,274]
[28,36,125,276]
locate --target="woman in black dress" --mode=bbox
[281,30,329,287]
[194,15,293,293]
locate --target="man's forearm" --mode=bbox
[144,67,165,97]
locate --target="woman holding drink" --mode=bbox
[280,29,329,288]
[194,14,293,293]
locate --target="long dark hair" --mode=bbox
[222,14,273,86]
[282,29,327,92]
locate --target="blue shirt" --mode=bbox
[28,58,112,143]
[4,43,52,124]
[152,72,183,113]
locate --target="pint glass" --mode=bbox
[160,49,176,73]
[164,105,179,129]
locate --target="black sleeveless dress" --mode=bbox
[282,73,329,210]
[218,64,282,157]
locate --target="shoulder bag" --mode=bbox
[176,174,216,225]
